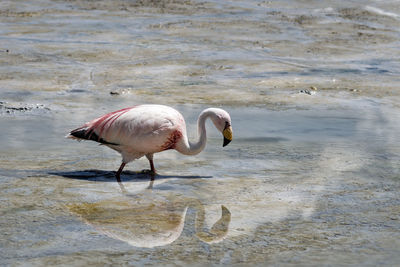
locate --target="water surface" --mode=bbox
[1,0,400,265]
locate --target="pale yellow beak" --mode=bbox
[223,126,233,147]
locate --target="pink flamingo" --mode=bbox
[67,104,233,182]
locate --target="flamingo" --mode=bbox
[67,104,233,182]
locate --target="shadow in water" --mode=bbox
[50,169,212,182]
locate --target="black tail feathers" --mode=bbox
[69,128,119,145]
[69,128,89,140]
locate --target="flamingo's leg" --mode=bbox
[149,159,156,174]
[115,162,126,182]
[146,154,156,175]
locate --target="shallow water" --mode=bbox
[1,0,400,266]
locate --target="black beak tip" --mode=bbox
[223,137,231,147]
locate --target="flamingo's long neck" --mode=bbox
[176,109,211,156]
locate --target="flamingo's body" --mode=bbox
[68,104,233,181]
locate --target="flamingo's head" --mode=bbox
[208,108,233,147]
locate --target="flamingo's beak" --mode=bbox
[223,125,233,147]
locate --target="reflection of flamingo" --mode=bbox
[67,105,233,182]
[68,198,231,248]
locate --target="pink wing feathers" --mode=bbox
[69,107,133,145]
[69,105,184,152]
